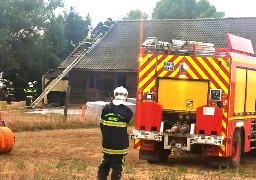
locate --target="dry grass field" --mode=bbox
[1,102,256,180]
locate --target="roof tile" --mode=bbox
[59,17,256,71]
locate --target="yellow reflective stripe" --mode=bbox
[228,115,256,120]
[105,113,119,121]
[106,113,124,118]
[187,67,198,79]
[100,120,127,127]
[139,54,154,78]
[105,113,124,122]
[208,57,229,84]
[143,80,155,93]
[105,113,115,116]
[102,148,128,154]
[105,113,123,121]
[105,113,124,119]
[100,119,104,124]
[108,117,118,121]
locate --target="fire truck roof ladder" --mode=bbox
[31,22,118,108]
[143,37,216,56]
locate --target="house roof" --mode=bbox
[59,17,256,72]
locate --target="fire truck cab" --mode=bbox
[130,33,256,167]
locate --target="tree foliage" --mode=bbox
[0,0,91,94]
[123,10,149,20]
[64,9,91,57]
[152,0,225,19]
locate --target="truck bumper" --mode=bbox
[191,134,225,146]
[130,130,162,141]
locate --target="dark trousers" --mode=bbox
[98,153,125,180]
[6,95,13,104]
[25,97,33,107]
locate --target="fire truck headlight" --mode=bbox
[185,114,190,120]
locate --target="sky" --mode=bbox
[63,0,256,27]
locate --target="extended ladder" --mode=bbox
[31,22,117,108]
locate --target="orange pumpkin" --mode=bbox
[0,126,15,154]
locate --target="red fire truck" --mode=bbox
[130,33,256,167]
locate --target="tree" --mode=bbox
[196,0,224,18]
[44,15,67,60]
[0,0,93,100]
[152,0,225,19]
[123,10,149,20]
[64,7,91,56]
[0,0,65,87]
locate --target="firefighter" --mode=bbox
[32,81,38,97]
[97,86,133,180]
[101,18,113,35]
[0,78,8,100]
[84,36,92,50]
[92,22,103,38]
[6,81,14,104]
[24,82,37,108]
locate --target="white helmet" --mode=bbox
[28,82,33,88]
[113,86,128,105]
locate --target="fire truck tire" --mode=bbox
[207,129,241,168]
[146,150,170,163]
[140,142,170,163]
[158,149,170,163]
[230,128,241,168]
[156,142,170,163]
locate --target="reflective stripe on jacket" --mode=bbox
[24,88,36,97]
[100,103,133,155]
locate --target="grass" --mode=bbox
[1,102,256,179]
[4,112,98,132]
[0,101,99,132]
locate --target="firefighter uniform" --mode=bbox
[84,36,92,50]
[92,22,103,38]
[98,86,133,180]
[24,82,37,108]
[6,81,14,104]
[101,18,113,35]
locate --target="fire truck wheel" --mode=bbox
[158,149,170,162]
[230,129,241,168]
[146,149,170,164]
[147,142,170,163]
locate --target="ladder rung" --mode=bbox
[250,139,256,142]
